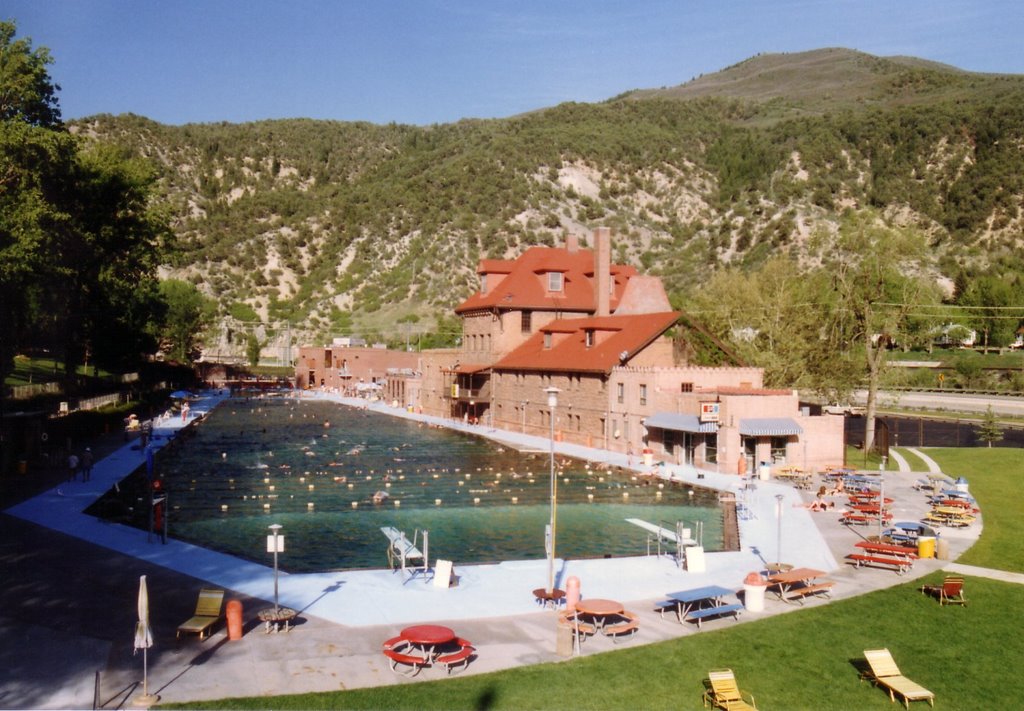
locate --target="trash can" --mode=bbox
[556,619,574,657]
[643,448,654,467]
[758,462,770,481]
[743,572,768,612]
[935,537,950,561]
[917,536,936,559]
[226,599,243,640]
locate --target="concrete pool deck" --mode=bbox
[1,390,983,708]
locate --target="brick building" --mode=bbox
[417,227,844,472]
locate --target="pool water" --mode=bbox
[153,397,723,573]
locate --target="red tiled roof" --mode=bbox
[455,246,637,314]
[492,312,680,374]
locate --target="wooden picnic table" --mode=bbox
[574,598,624,630]
[533,587,566,609]
[766,567,834,604]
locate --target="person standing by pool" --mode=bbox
[67,452,79,482]
[80,447,94,482]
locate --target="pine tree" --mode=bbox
[977,405,1003,448]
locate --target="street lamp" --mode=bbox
[267,523,284,614]
[878,455,887,539]
[775,494,784,568]
[545,386,560,593]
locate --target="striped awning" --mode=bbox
[739,417,803,437]
[644,413,719,434]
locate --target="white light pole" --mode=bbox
[878,455,887,539]
[545,386,560,593]
[775,494,784,568]
[268,523,283,614]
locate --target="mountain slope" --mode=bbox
[70,49,1024,349]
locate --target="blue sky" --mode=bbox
[7,1,1023,126]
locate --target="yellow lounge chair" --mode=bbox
[703,668,756,710]
[862,648,935,708]
[176,588,225,641]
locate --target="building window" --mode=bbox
[705,436,718,463]
[480,274,487,293]
[543,332,552,349]
[585,330,594,348]
[680,382,693,393]
[547,271,563,292]
[771,437,788,464]
[521,311,532,334]
[616,382,624,404]
[639,384,647,406]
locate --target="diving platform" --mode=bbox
[381,526,428,582]
[625,518,698,546]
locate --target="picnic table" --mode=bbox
[574,598,624,630]
[846,540,917,574]
[533,587,566,609]
[382,625,475,676]
[661,585,742,628]
[766,567,834,605]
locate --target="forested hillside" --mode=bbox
[71,48,1024,346]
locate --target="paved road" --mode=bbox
[854,389,1024,417]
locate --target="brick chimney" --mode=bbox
[565,231,579,253]
[593,226,611,316]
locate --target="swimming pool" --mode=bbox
[144,397,723,572]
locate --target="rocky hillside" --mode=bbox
[70,48,1024,344]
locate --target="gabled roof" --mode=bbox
[455,246,637,314]
[492,312,680,374]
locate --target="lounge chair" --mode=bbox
[702,668,756,710]
[862,648,935,708]
[176,588,225,641]
[920,576,967,606]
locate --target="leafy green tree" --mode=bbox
[157,279,215,363]
[819,210,943,453]
[0,21,61,126]
[958,275,1018,347]
[0,21,167,387]
[246,332,262,367]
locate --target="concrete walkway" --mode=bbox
[0,390,1000,708]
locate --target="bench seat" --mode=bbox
[383,648,429,676]
[847,553,913,574]
[784,582,834,604]
[685,603,743,629]
[436,643,474,674]
[602,611,640,643]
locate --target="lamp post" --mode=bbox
[775,494,784,568]
[268,523,283,614]
[545,386,560,593]
[878,455,887,539]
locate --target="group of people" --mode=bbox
[67,447,94,482]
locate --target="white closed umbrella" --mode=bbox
[133,575,158,705]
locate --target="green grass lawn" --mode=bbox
[164,448,1024,710]
[5,355,114,386]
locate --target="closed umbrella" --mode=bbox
[133,575,159,705]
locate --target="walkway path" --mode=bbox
[887,448,911,472]
[905,446,943,473]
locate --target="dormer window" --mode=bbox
[585,329,594,348]
[479,274,487,293]
[543,332,552,349]
[547,271,563,292]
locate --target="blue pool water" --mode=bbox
[154,396,723,572]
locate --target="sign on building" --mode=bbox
[699,401,720,423]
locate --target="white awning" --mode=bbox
[644,413,718,434]
[739,417,803,437]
